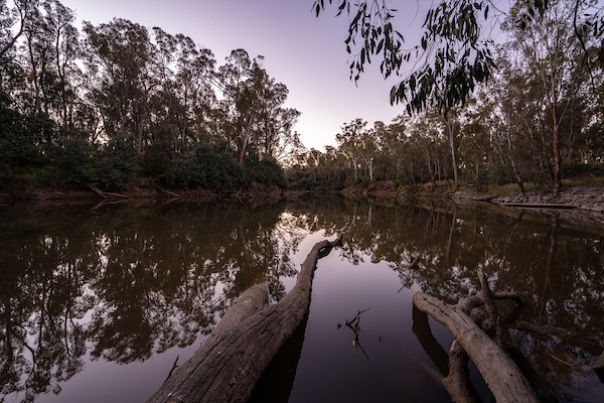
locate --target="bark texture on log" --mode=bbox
[413,293,538,403]
[148,237,342,403]
[210,283,270,337]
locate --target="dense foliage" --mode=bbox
[1,0,602,195]
[0,0,300,192]
[291,0,604,193]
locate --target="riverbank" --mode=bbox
[2,178,603,217]
[0,183,312,205]
[341,179,604,214]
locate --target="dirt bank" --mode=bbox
[341,180,604,215]
[0,184,303,205]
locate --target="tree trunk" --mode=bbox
[550,104,562,196]
[445,112,459,191]
[55,24,69,127]
[425,149,436,191]
[137,121,144,157]
[510,160,526,195]
[148,237,342,403]
[239,122,252,169]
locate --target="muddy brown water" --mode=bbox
[0,198,602,402]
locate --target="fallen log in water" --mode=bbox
[148,236,342,403]
[501,202,575,209]
[413,293,539,403]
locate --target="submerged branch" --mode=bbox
[413,292,538,403]
[442,340,478,403]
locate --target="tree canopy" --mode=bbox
[0,0,301,192]
[311,0,604,194]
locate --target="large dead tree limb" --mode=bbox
[158,283,270,386]
[414,290,524,403]
[413,293,539,403]
[148,236,342,403]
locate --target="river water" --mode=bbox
[0,198,602,402]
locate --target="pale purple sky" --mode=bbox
[62,0,509,150]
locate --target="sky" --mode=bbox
[59,0,436,150]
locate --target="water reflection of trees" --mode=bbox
[287,197,604,399]
[1,198,602,401]
[0,202,305,399]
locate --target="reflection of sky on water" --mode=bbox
[0,199,603,402]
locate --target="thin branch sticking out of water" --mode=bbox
[338,307,372,359]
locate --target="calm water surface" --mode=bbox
[0,198,602,402]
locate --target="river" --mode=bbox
[0,197,602,402]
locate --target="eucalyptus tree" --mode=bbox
[4,0,80,149]
[502,0,599,194]
[315,0,498,189]
[314,0,604,193]
[147,27,217,159]
[39,0,78,127]
[21,0,52,115]
[457,96,497,190]
[336,118,367,182]
[362,122,382,181]
[217,49,300,168]
[82,18,154,156]
[257,102,301,162]
[169,34,216,145]
[0,0,39,61]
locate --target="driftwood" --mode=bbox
[154,185,180,198]
[501,202,575,209]
[413,293,539,403]
[88,184,130,200]
[148,236,342,403]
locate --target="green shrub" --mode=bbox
[89,138,139,191]
[48,134,95,185]
[243,157,286,188]
[563,163,604,178]
[168,144,242,190]
[141,147,172,178]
